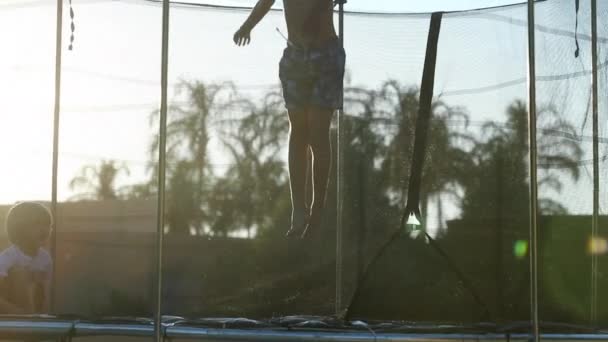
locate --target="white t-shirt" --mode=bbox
[0,245,52,281]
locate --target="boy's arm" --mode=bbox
[41,254,53,313]
[234,0,275,45]
[0,278,27,314]
[42,279,51,313]
[0,252,27,314]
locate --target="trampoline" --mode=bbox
[1,0,608,341]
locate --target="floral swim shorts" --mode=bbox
[279,39,346,110]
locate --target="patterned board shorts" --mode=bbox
[279,39,346,110]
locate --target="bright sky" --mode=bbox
[0,0,602,224]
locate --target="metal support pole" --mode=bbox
[591,0,599,326]
[155,0,170,340]
[50,0,64,313]
[527,1,540,341]
[335,0,345,316]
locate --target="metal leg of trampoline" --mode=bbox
[591,0,599,326]
[155,0,171,340]
[50,0,64,314]
[526,1,540,341]
[336,0,345,316]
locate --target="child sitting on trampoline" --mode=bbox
[0,202,53,314]
[234,0,346,238]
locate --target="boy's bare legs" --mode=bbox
[305,147,313,209]
[286,108,310,237]
[303,107,334,237]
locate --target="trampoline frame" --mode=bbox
[4,318,608,341]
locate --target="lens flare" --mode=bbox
[588,237,608,255]
[514,240,528,259]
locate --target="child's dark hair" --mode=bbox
[5,202,52,245]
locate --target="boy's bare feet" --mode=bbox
[300,207,322,239]
[286,209,310,238]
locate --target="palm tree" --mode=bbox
[147,80,249,235]
[460,100,583,218]
[213,92,290,238]
[69,160,130,201]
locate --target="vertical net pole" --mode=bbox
[50,0,64,313]
[404,12,442,227]
[591,0,599,326]
[527,0,540,340]
[155,0,170,340]
[335,0,345,317]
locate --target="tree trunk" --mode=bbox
[436,195,444,233]
[421,194,429,231]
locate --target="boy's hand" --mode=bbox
[9,266,32,281]
[233,26,252,46]
[8,266,36,313]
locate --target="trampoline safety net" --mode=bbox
[0,0,607,339]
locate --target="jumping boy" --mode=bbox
[234,0,345,238]
[0,202,53,314]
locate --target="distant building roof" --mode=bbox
[0,199,157,235]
